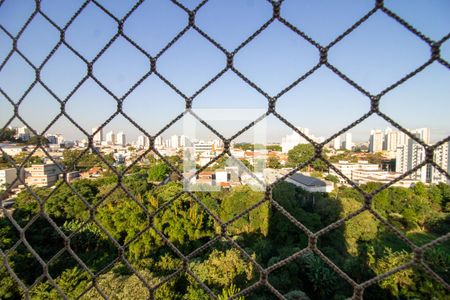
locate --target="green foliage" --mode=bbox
[147,162,171,182]
[83,269,176,300]
[220,185,267,235]
[0,128,17,142]
[437,182,450,212]
[284,290,311,300]
[340,197,378,255]
[368,247,449,299]
[0,266,19,299]
[267,156,281,169]
[271,182,322,245]
[310,171,322,178]
[26,135,49,146]
[183,285,211,300]
[45,179,99,220]
[287,144,315,168]
[62,149,114,172]
[302,253,338,297]
[30,267,89,299]
[12,152,44,167]
[287,144,327,171]
[266,144,282,152]
[372,184,440,231]
[328,151,358,163]
[1,161,449,299]
[218,284,244,300]
[191,248,254,289]
[324,174,339,184]
[365,152,384,164]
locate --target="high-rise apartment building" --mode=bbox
[395,130,430,183]
[369,129,384,153]
[92,127,103,144]
[412,128,430,144]
[116,131,126,146]
[16,126,31,141]
[384,128,398,152]
[170,135,180,149]
[432,141,449,184]
[155,136,163,147]
[344,133,352,150]
[332,135,341,150]
[105,131,116,145]
[395,145,409,174]
[281,128,310,153]
[137,135,150,149]
[180,135,190,147]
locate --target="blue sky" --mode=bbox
[0,0,449,144]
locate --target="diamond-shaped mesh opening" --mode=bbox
[40,44,87,99]
[157,29,226,96]
[234,21,319,96]
[379,63,450,141]
[17,14,60,67]
[195,0,272,51]
[5,244,43,287]
[276,68,370,140]
[1,1,449,299]
[328,10,430,94]
[0,0,35,36]
[124,0,187,56]
[93,36,150,98]
[122,75,186,135]
[0,53,35,101]
[64,2,117,61]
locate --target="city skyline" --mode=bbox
[1,0,449,143]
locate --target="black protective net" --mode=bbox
[0,0,449,299]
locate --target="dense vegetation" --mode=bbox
[1,165,449,299]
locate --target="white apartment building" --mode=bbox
[16,126,31,141]
[92,127,103,144]
[375,127,410,154]
[344,133,352,150]
[281,128,310,153]
[105,131,116,145]
[395,145,409,174]
[413,128,430,144]
[25,163,62,187]
[384,128,398,152]
[369,129,384,153]
[351,169,417,188]
[330,160,380,183]
[180,135,191,147]
[170,135,180,149]
[431,141,449,184]
[395,135,428,183]
[137,135,150,149]
[0,168,24,189]
[154,136,163,147]
[116,131,126,146]
[332,135,341,150]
